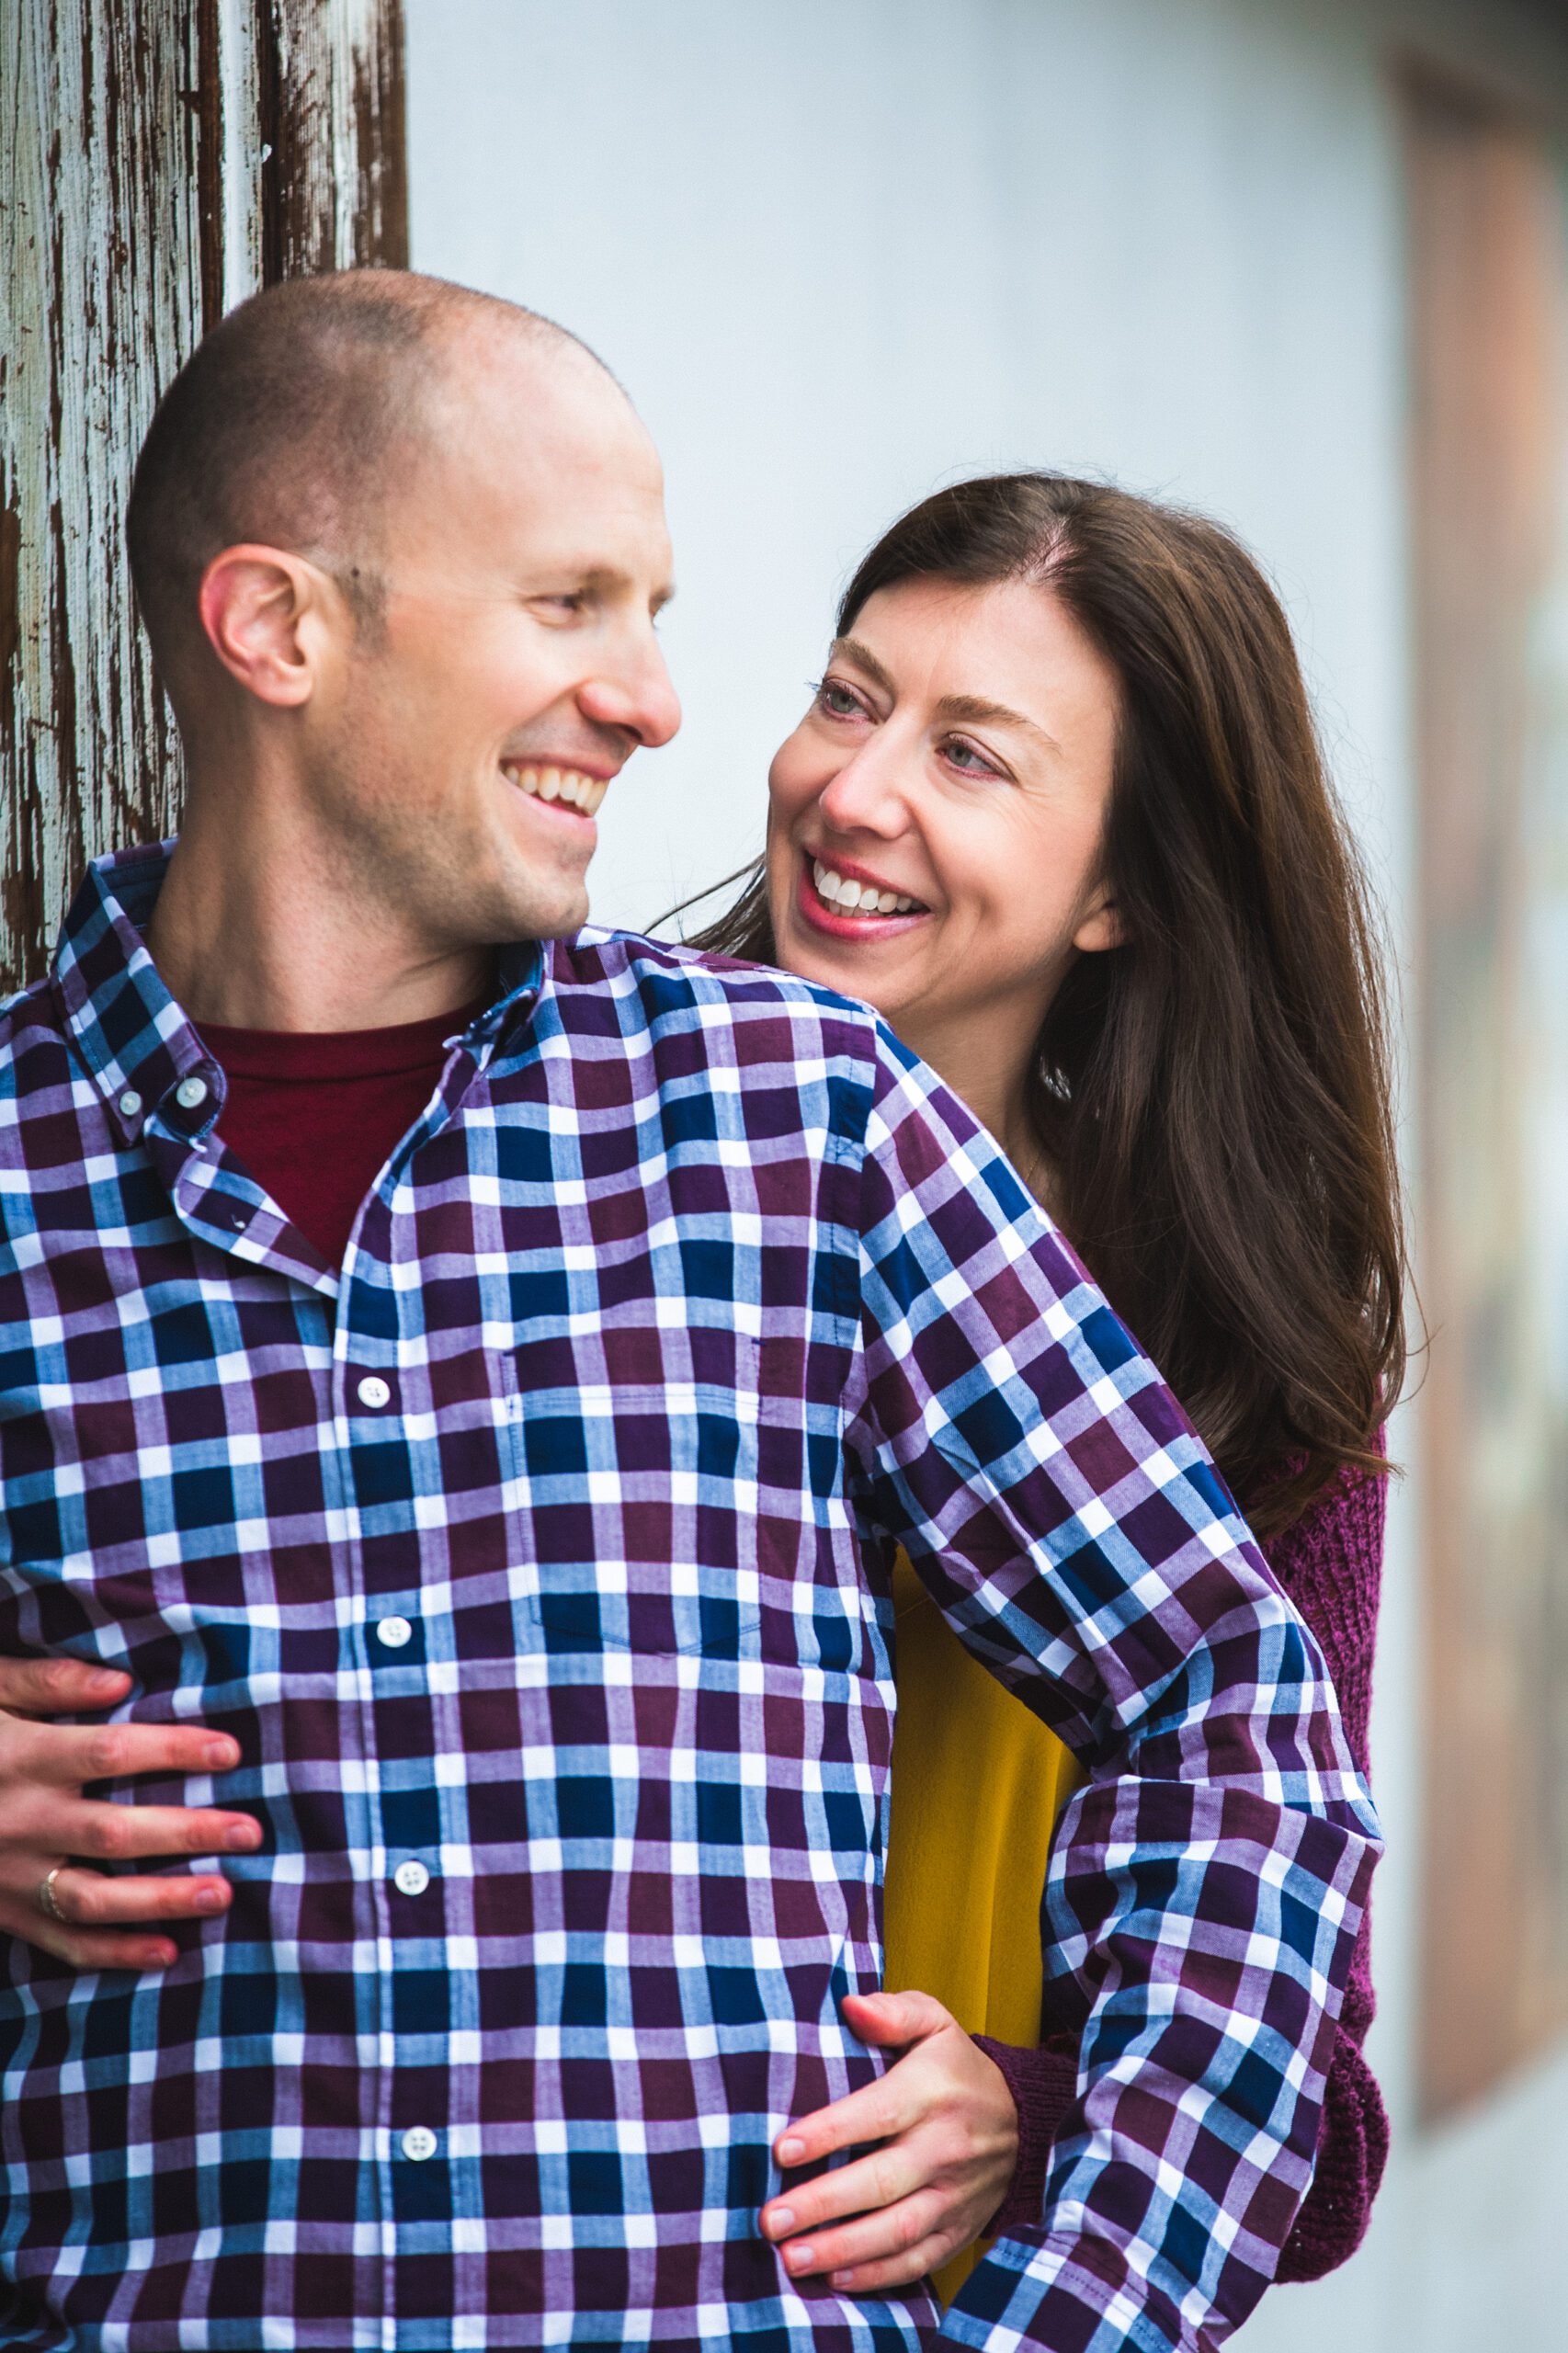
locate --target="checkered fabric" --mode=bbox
[0,844,1381,2352]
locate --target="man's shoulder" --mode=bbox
[546,926,886,1049]
[0,975,67,1093]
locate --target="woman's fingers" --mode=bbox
[30,1801,262,1867]
[768,1996,964,2177]
[839,1987,953,2048]
[769,2184,955,2286]
[763,2140,923,2245]
[0,1887,181,1972]
[761,1992,1021,2289]
[0,1655,131,1714]
[824,2234,964,2295]
[34,1864,236,1925]
[2,1716,241,1790]
[0,1669,256,1971]
[773,2078,906,2171]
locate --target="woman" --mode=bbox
[686,472,1403,2299]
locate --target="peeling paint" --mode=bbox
[0,1,406,992]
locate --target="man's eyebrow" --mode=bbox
[830,638,1060,753]
[532,563,676,613]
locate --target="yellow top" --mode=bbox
[882,1551,1085,2299]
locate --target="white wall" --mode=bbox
[404,2,1568,2341]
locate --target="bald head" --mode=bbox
[126,269,614,693]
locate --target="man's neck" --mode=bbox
[146,794,492,1034]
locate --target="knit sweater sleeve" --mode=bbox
[978,1453,1391,2276]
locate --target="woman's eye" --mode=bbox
[943,737,1002,778]
[812,678,867,721]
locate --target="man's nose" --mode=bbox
[580,634,682,750]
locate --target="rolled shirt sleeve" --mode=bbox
[844,1034,1381,2353]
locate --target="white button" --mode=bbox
[375,1615,414,1651]
[401,2126,438,2164]
[393,1859,430,1898]
[175,1075,209,1110]
[118,1090,142,1119]
[357,1375,392,1410]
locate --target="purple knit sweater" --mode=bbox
[975,1453,1389,2283]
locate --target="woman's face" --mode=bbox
[766,576,1123,1124]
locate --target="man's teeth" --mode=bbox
[503,763,608,815]
[812,860,921,916]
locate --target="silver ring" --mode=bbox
[34,1864,67,1924]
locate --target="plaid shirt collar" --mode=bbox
[52,838,548,1155]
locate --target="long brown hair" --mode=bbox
[691,473,1405,1536]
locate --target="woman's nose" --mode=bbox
[817,745,907,836]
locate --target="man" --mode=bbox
[0,272,1379,2351]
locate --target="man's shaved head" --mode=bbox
[126,269,610,685]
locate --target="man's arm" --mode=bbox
[844,1036,1381,2353]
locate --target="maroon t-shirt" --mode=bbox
[197,1001,484,1265]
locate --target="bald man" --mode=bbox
[0,274,1379,2352]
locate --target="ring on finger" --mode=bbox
[34,1863,69,1923]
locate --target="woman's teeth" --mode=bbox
[503,763,608,815]
[812,859,922,916]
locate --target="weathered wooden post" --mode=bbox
[0,1,407,992]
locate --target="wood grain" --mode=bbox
[0,0,406,992]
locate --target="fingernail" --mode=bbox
[830,2271,856,2288]
[785,2245,815,2273]
[778,2137,805,2165]
[767,2206,795,2236]
[222,1823,260,1851]
[87,1667,130,1693]
[194,1884,227,1912]
[203,1739,239,1768]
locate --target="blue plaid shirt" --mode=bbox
[0,845,1380,2352]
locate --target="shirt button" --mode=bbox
[392,1859,431,1898]
[175,1075,209,1111]
[401,2126,438,2163]
[375,1615,414,1651]
[357,1374,392,1410]
[118,1089,142,1119]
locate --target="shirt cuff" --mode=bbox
[937,2235,1199,2353]
[971,2035,1079,2239]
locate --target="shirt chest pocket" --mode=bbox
[499,1328,765,1659]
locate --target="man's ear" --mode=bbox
[1072,883,1126,956]
[197,544,338,709]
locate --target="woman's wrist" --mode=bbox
[971,2035,1079,2240]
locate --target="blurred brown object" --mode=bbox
[0,0,407,993]
[1403,56,1568,2122]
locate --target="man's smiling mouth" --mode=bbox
[502,762,608,816]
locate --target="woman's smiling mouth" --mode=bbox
[797,850,930,938]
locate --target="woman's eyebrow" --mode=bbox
[828,637,897,696]
[933,692,1061,753]
[831,637,1061,752]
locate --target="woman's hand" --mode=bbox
[759,1989,1019,2293]
[0,1655,262,1971]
